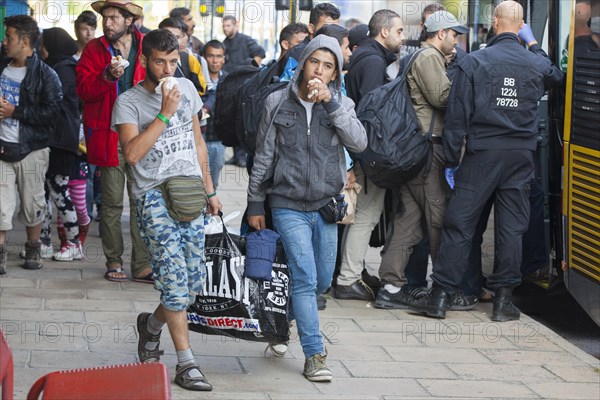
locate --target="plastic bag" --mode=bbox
[187,218,289,343]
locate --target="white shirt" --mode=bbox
[0,65,26,143]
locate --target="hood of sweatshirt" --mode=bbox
[291,35,344,101]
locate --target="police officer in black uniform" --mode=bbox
[410,0,563,322]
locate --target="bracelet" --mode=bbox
[156,113,170,125]
[207,191,217,198]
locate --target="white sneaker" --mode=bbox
[20,243,53,259]
[52,242,83,262]
[265,342,288,357]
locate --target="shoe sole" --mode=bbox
[374,299,409,309]
[304,374,333,382]
[491,313,520,322]
[409,306,447,319]
[334,293,373,301]
[22,262,43,270]
[448,304,477,311]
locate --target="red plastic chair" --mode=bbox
[26,362,171,400]
[0,329,14,400]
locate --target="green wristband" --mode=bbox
[156,113,170,125]
[207,191,217,198]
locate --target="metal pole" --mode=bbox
[291,0,297,24]
[210,0,214,39]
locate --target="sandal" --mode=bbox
[174,363,213,391]
[133,272,154,284]
[136,312,164,363]
[104,267,128,282]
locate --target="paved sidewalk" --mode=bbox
[1,163,599,399]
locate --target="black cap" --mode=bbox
[348,24,369,49]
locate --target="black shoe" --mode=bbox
[448,292,478,311]
[335,280,374,301]
[236,159,247,168]
[225,157,237,165]
[409,285,450,318]
[361,269,381,295]
[491,287,520,322]
[317,294,327,310]
[0,244,6,275]
[374,286,415,309]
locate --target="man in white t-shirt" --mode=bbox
[112,29,221,392]
[0,15,62,274]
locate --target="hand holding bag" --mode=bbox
[338,182,362,225]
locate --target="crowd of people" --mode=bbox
[0,0,564,391]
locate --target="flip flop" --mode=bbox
[133,272,155,284]
[104,267,128,282]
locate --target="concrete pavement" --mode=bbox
[1,162,599,399]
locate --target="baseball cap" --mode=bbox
[424,11,468,34]
[348,24,369,49]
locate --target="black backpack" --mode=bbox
[238,61,288,155]
[352,49,431,189]
[214,65,259,146]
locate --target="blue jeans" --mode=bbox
[272,207,337,358]
[206,140,225,188]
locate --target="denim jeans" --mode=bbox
[272,207,337,358]
[205,140,226,189]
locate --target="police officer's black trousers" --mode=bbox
[432,148,534,292]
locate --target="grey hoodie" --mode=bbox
[247,35,367,216]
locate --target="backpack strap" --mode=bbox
[180,51,191,79]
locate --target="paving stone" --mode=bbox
[356,318,451,333]
[480,349,591,366]
[316,377,427,397]
[385,346,491,364]
[10,348,30,368]
[84,310,140,324]
[324,344,393,361]
[542,364,600,383]
[447,363,558,382]
[45,298,134,312]
[318,305,397,319]
[319,317,363,332]
[527,382,600,399]
[343,360,457,379]
[418,379,538,398]
[415,333,518,349]
[41,279,120,290]
[30,349,135,368]
[87,288,157,301]
[0,277,37,288]
[324,331,421,347]
[1,287,85,300]
[4,268,81,280]
[0,308,84,323]
[12,367,57,400]
[240,357,351,378]
[0,296,42,309]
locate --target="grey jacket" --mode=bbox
[247,36,367,216]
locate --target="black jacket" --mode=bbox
[443,33,564,167]
[345,38,397,106]
[223,32,266,72]
[202,70,228,142]
[1,53,63,155]
[46,57,80,154]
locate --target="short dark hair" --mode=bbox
[142,29,179,58]
[170,7,191,19]
[279,22,309,46]
[222,15,237,24]
[75,10,97,31]
[158,17,187,33]
[3,14,39,47]
[314,24,348,46]
[368,9,400,38]
[309,3,340,26]
[422,3,446,24]
[203,39,225,55]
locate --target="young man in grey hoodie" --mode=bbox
[247,35,367,382]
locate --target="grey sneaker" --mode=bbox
[174,363,213,391]
[303,352,332,382]
[265,341,288,357]
[0,244,7,275]
[22,241,43,270]
[136,312,164,363]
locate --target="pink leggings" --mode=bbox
[57,179,91,227]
